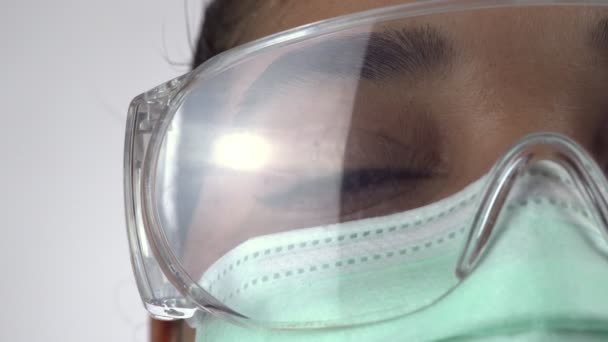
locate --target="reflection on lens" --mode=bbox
[211,132,272,171]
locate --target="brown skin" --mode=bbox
[190,5,608,274]
[155,2,608,341]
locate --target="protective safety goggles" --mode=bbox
[125,0,608,332]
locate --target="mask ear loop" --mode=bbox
[456,132,608,279]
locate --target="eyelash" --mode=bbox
[258,166,434,215]
[340,168,434,194]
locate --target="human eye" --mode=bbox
[258,163,440,221]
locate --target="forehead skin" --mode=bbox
[235,1,608,157]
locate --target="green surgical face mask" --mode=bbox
[194,160,608,341]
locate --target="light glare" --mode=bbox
[212,132,271,171]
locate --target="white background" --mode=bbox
[0,1,205,341]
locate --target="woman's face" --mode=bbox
[186,1,608,269]
[216,0,608,199]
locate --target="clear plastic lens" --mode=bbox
[127,1,608,329]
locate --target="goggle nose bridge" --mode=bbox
[456,132,608,279]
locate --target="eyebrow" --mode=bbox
[238,26,453,109]
[591,17,608,51]
[359,26,454,80]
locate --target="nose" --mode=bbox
[392,157,608,340]
[457,133,608,278]
[451,179,608,331]
[434,140,608,337]
[433,198,608,339]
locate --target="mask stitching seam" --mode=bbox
[207,191,479,290]
[206,170,576,293]
[221,226,469,301]
[208,170,578,291]
[214,196,590,301]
